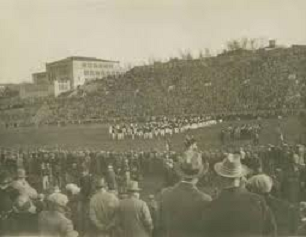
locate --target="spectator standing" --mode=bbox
[202,152,277,237]
[11,168,38,199]
[11,194,38,235]
[157,149,211,237]
[0,171,15,235]
[38,192,78,237]
[118,181,153,237]
[79,166,93,235]
[66,183,81,233]
[247,174,299,235]
[88,178,119,237]
[106,165,118,192]
[147,194,158,237]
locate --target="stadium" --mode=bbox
[1,1,306,236]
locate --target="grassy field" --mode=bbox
[0,116,304,151]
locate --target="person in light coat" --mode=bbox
[11,168,37,200]
[38,192,78,237]
[88,178,119,237]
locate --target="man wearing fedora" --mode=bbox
[118,180,153,237]
[157,149,211,237]
[88,178,119,237]
[11,168,37,200]
[202,151,277,237]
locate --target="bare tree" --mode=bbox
[225,37,267,51]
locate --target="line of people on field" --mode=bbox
[220,123,262,144]
[109,117,218,140]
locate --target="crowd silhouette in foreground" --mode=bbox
[1,137,306,236]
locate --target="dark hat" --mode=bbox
[175,149,208,179]
[127,181,141,192]
[214,153,249,178]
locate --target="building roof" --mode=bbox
[47,56,119,66]
[32,72,47,75]
[69,56,119,63]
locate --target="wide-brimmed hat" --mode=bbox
[175,149,209,179]
[16,169,27,178]
[214,153,249,178]
[127,181,141,192]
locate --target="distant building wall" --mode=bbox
[32,72,48,84]
[46,57,120,90]
[46,59,74,88]
[73,59,120,87]
[19,83,54,99]
[54,80,71,97]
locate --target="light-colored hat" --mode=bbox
[247,174,273,194]
[127,181,141,192]
[48,193,69,207]
[214,153,249,178]
[66,183,81,195]
[16,169,27,178]
[175,149,208,179]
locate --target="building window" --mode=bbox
[82,63,87,67]
[96,71,100,76]
[90,71,95,76]
[84,70,89,76]
[88,63,92,68]
[94,63,97,68]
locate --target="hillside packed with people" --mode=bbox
[1,137,306,236]
[1,46,306,128]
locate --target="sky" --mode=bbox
[0,0,306,83]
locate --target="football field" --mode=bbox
[0,116,304,151]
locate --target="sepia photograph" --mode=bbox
[0,0,306,236]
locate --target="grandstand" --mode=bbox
[1,44,306,127]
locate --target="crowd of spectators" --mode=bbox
[1,139,306,236]
[0,46,306,127]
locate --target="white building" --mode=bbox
[22,56,122,99]
[46,56,121,90]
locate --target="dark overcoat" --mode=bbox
[157,181,212,237]
[202,186,277,237]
